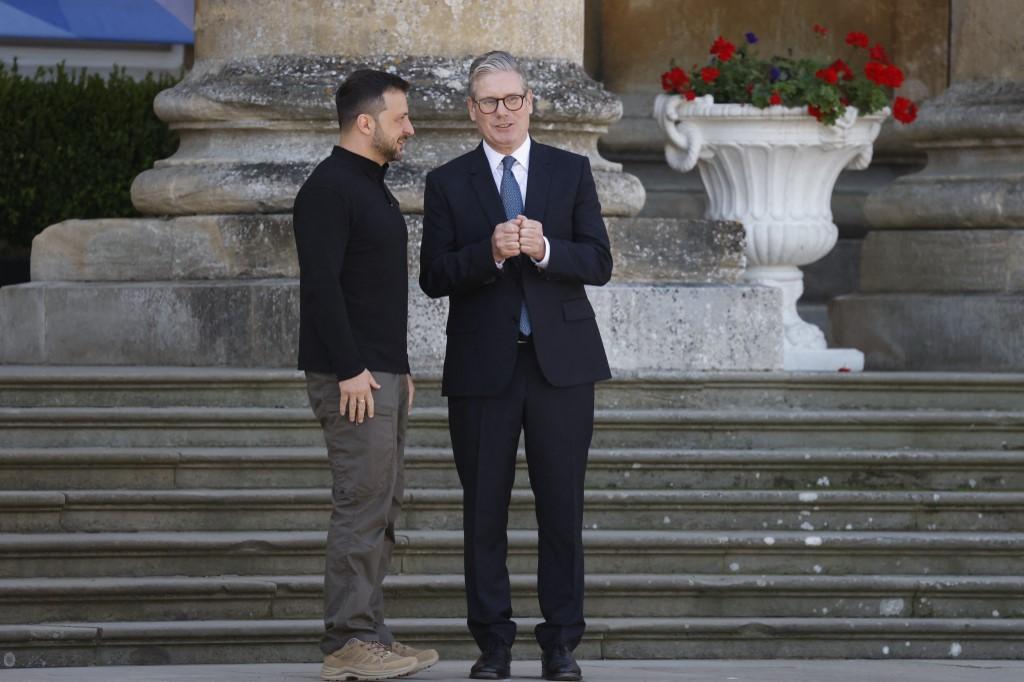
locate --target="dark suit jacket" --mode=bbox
[419,140,613,397]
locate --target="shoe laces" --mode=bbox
[364,640,392,661]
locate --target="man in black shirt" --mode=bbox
[293,69,438,681]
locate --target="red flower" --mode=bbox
[845,32,870,48]
[830,58,854,81]
[701,66,720,83]
[684,90,697,101]
[769,91,782,105]
[661,66,690,94]
[746,83,754,94]
[884,63,904,88]
[816,66,839,84]
[813,23,829,36]
[870,43,890,63]
[710,36,736,62]
[893,96,918,124]
[807,104,823,121]
[866,62,904,88]
[865,61,885,84]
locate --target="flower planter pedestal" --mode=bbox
[655,94,888,371]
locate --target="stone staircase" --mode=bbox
[2,367,1024,668]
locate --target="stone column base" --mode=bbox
[129,55,646,217]
[0,280,782,372]
[830,293,1024,371]
[830,229,1024,371]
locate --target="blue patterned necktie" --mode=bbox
[500,155,531,336]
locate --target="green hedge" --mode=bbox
[0,62,180,251]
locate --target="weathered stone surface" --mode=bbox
[830,293,1024,371]
[196,0,584,63]
[31,216,746,285]
[847,77,1024,371]
[0,280,292,368]
[950,0,1024,83]
[860,230,1024,293]
[30,217,298,282]
[605,218,745,284]
[802,239,862,302]
[132,160,645,218]
[865,81,1024,230]
[866,174,1024,230]
[594,284,782,372]
[0,280,782,372]
[597,1,948,103]
[157,56,620,125]
[0,286,45,364]
[6,660,1024,680]
[131,55,645,217]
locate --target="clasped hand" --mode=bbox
[491,215,545,261]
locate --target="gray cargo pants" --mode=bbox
[305,371,408,656]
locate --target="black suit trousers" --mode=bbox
[448,341,593,651]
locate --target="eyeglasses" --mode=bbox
[472,94,526,114]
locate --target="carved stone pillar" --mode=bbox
[830,0,1024,370]
[129,0,643,218]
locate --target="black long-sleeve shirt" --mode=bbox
[293,146,410,381]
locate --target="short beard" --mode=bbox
[372,126,403,162]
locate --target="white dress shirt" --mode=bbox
[482,137,551,269]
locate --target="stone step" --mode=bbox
[7,660,1022,681]
[1,574,1019,624]
[4,446,1024,491]
[3,406,1023,450]
[3,530,1024,579]
[4,487,1024,533]
[3,367,1023,411]
[0,367,315,410]
[2,617,1023,666]
[8,486,1024,534]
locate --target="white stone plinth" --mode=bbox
[784,347,864,372]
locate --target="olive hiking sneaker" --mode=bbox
[390,640,440,673]
[321,638,418,680]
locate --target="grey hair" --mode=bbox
[467,50,529,98]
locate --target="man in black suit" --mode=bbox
[419,51,613,681]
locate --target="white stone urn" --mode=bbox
[654,94,889,371]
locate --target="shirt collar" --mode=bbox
[482,136,531,173]
[331,145,388,181]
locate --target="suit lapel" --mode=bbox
[523,139,550,226]
[469,144,507,231]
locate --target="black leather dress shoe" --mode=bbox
[541,645,582,681]
[470,642,511,680]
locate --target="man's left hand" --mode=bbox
[518,217,545,260]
